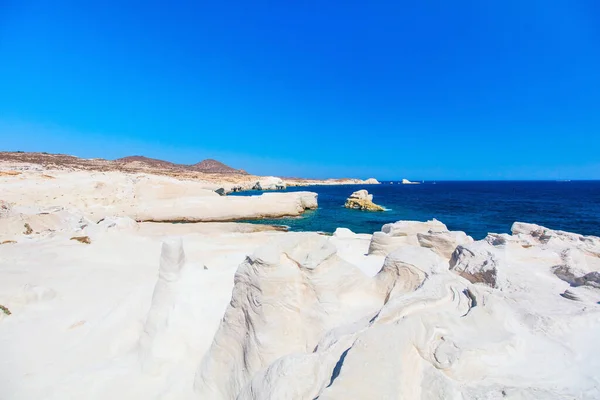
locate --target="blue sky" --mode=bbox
[1,1,599,179]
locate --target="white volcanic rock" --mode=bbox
[449,241,502,287]
[96,216,139,231]
[253,176,286,191]
[382,219,447,236]
[0,206,91,241]
[417,230,473,259]
[195,233,385,399]
[139,238,187,374]
[401,178,419,184]
[333,227,356,238]
[284,178,380,187]
[0,170,316,222]
[344,190,385,211]
[196,223,600,399]
[510,222,600,289]
[2,203,600,400]
[512,222,600,256]
[368,219,449,255]
[134,191,317,222]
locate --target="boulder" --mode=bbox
[333,227,356,238]
[344,190,385,212]
[253,177,286,191]
[401,178,419,184]
[195,233,383,399]
[449,241,500,287]
[417,230,473,259]
[382,219,447,236]
[368,219,449,255]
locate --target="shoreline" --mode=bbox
[1,155,599,399]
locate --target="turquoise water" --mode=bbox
[231,181,600,240]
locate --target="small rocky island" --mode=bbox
[344,189,385,211]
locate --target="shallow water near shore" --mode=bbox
[232,181,600,239]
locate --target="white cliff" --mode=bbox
[0,170,316,223]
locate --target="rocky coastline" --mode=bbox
[1,155,599,399]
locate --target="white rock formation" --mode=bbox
[194,233,387,399]
[2,205,600,399]
[449,240,502,287]
[0,170,316,222]
[0,206,92,241]
[194,223,600,399]
[368,219,472,257]
[139,238,187,374]
[344,190,385,211]
[333,227,356,238]
[402,178,420,184]
[253,176,286,191]
[418,230,473,259]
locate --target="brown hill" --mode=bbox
[115,155,178,169]
[190,159,247,174]
[0,152,249,176]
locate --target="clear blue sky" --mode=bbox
[1,1,599,179]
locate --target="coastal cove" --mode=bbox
[232,180,600,239]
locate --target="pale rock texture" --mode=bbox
[194,233,386,399]
[253,176,286,191]
[0,170,317,222]
[449,241,502,287]
[418,230,473,258]
[402,178,419,184]
[344,190,385,211]
[139,238,187,374]
[368,219,460,256]
[195,223,600,399]
[96,216,139,232]
[2,203,600,400]
[333,227,356,238]
[0,206,91,242]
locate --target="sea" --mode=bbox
[231,181,600,240]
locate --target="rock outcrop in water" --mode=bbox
[344,190,385,211]
[402,178,420,184]
[252,176,286,191]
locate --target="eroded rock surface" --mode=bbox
[368,219,472,257]
[0,170,317,222]
[2,214,600,400]
[195,222,600,399]
[344,190,385,211]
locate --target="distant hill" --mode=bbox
[190,159,247,174]
[115,156,178,169]
[116,155,247,174]
[0,152,249,176]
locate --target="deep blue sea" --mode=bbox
[232,181,600,240]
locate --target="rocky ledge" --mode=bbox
[344,190,385,211]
